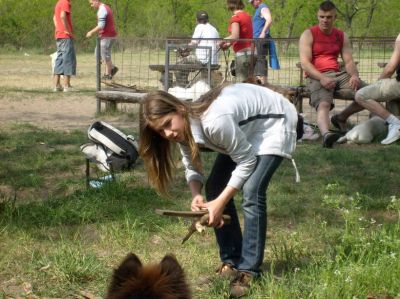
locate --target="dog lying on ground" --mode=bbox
[106,253,191,299]
[337,116,387,144]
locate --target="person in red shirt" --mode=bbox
[299,1,366,148]
[53,0,76,92]
[86,0,118,80]
[219,0,253,83]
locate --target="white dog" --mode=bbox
[337,116,387,144]
[168,80,210,101]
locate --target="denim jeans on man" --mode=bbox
[205,153,283,276]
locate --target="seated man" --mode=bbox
[175,11,220,87]
[190,10,220,65]
[299,0,366,148]
[354,33,400,145]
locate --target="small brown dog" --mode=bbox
[106,253,191,299]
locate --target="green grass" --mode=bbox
[0,124,400,299]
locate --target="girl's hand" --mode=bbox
[198,199,225,228]
[191,194,205,211]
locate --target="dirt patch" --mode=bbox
[0,53,140,132]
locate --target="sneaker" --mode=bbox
[63,86,77,92]
[229,271,253,298]
[322,131,341,148]
[102,74,113,80]
[53,86,63,92]
[381,123,400,145]
[331,115,347,132]
[111,66,119,77]
[197,263,237,285]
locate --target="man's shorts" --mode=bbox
[307,71,367,110]
[98,38,115,61]
[235,51,251,83]
[54,38,76,76]
[356,78,400,102]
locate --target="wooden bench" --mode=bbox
[294,62,358,113]
[294,62,400,115]
[95,90,193,113]
[95,90,147,112]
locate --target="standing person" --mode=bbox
[53,0,77,92]
[219,0,253,82]
[139,83,298,298]
[299,0,366,148]
[86,0,118,80]
[249,0,272,84]
[354,33,400,145]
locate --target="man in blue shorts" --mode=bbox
[53,0,77,92]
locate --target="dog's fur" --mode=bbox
[337,116,388,144]
[106,253,191,299]
[168,80,211,101]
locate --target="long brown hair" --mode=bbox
[139,81,292,195]
[139,91,204,195]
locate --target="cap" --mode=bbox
[248,0,254,3]
[196,10,209,21]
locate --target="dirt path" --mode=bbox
[0,53,139,132]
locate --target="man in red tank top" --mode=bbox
[86,0,118,80]
[299,1,366,148]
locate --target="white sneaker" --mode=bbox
[381,123,400,145]
[53,86,63,92]
[63,86,78,92]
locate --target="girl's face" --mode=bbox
[150,112,186,143]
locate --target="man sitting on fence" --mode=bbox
[299,0,367,148]
[175,11,220,87]
[352,33,400,145]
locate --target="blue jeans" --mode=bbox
[205,153,283,276]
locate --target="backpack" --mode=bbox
[80,121,139,172]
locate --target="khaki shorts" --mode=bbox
[307,71,367,109]
[356,78,400,102]
[95,38,115,61]
[235,51,251,83]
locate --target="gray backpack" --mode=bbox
[81,121,139,172]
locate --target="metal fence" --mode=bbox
[98,37,396,123]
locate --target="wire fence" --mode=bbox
[99,36,397,124]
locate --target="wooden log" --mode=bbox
[95,91,147,104]
[149,64,220,73]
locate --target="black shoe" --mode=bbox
[111,66,119,77]
[102,74,112,80]
[323,131,341,148]
[331,115,347,133]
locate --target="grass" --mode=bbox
[0,123,400,299]
[0,51,399,298]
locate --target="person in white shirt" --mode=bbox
[175,11,220,87]
[190,11,220,65]
[139,82,298,298]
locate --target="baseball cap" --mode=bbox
[196,10,209,21]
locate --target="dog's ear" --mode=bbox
[159,254,191,298]
[159,254,184,276]
[106,253,142,298]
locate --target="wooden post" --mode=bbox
[96,37,102,113]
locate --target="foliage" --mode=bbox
[1,0,399,52]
